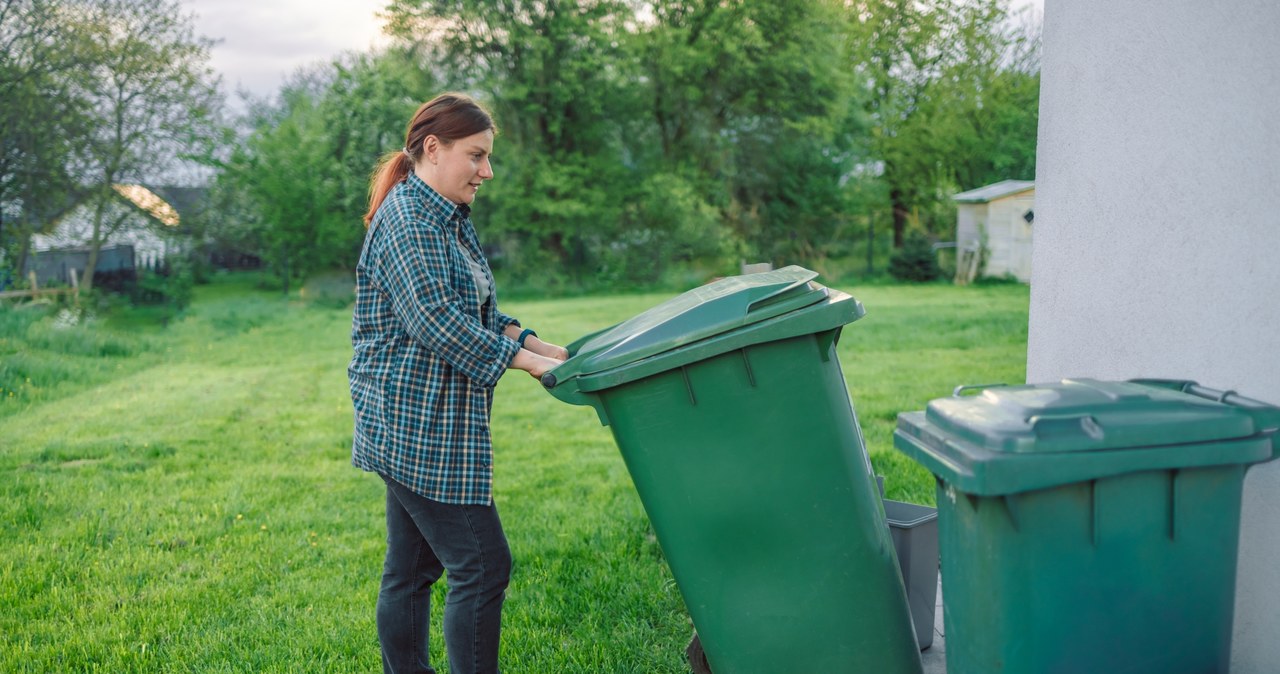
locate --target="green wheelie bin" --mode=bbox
[542,266,922,674]
[894,378,1280,674]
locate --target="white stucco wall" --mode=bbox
[1028,1,1280,669]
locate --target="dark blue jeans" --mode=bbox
[377,474,512,674]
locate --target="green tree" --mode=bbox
[72,0,221,291]
[218,0,1040,287]
[384,0,638,281]
[229,89,334,294]
[851,0,1039,247]
[0,0,95,278]
[942,17,1040,192]
[320,50,439,235]
[221,49,438,292]
[632,0,866,268]
[381,0,869,280]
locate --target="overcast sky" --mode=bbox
[186,0,1044,106]
[185,0,390,103]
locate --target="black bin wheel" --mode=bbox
[687,632,712,674]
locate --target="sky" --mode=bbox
[185,0,390,103]
[187,0,1045,106]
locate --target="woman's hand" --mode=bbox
[524,335,569,361]
[509,348,563,380]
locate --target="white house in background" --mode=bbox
[952,179,1036,283]
[31,184,182,267]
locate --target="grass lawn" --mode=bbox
[0,273,1027,672]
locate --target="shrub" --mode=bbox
[131,259,194,310]
[888,232,943,283]
[300,271,355,309]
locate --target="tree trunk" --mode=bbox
[82,198,106,292]
[545,230,569,269]
[0,212,30,278]
[890,188,908,249]
[13,230,32,279]
[83,239,101,293]
[866,217,875,275]
[280,251,290,296]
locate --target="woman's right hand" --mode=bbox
[509,349,564,380]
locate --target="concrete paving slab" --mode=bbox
[920,574,946,674]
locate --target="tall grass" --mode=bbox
[0,303,154,415]
[0,275,1027,672]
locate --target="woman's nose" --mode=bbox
[478,158,494,180]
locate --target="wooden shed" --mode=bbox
[953,179,1035,283]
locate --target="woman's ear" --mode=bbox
[422,135,439,164]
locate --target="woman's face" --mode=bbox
[420,129,495,205]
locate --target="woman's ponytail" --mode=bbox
[364,150,412,227]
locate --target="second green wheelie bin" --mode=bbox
[542,266,922,674]
[894,378,1280,674]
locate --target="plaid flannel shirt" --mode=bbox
[348,173,521,505]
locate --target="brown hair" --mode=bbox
[363,92,497,226]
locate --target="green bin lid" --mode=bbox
[566,265,828,376]
[927,379,1260,453]
[895,379,1280,495]
[542,266,865,415]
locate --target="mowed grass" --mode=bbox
[0,274,1027,672]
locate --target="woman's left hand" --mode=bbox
[527,336,569,361]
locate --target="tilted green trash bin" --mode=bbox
[894,378,1280,674]
[543,266,922,674]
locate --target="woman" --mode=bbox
[348,93,566,674]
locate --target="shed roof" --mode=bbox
[108,184,210,227]
[149,186,209,219]
[952,179,1035,204]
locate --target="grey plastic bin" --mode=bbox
[884,500,940,650]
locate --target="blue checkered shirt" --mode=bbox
[348,174,521,505]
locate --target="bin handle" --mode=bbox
[1131,380,1280,459]
[953,383,1006,397]
[1131,379,1273,409]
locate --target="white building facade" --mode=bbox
[1028,1,1280,670]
